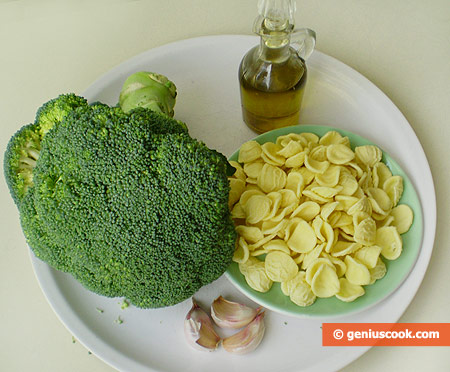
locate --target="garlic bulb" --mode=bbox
[222,312,265,354]
[211,296,262,329]
[184,299,220,351]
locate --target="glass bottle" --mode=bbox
[239,0,316,133]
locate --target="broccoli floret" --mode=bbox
[5,96,236,308]
[35,94,88,136]
[4,123,40,204]
[4,94,88,204]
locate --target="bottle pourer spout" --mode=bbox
[253,0,296,35]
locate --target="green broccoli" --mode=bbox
[4,94,88,204]
[4,95,236,308]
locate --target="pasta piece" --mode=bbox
[239,189,264,207]
[281,271,306,296]
[319,130,346,146]
[369,258,387,284]
[276,133,304,147]
[301,243,325,270]
[235,225,264,244]
[354,245,382,269]
[250,248,266,257]
[304,154,330,174]
[300,132,319,144]
[248,233,277,250]
[287,220,317,253]
[283,217,303,241]
[232,237,250,264]
[285,171,305,198]
[337,172,359,196]
[244,194,271,224]
[372,162,392,189]
[243,160,264,179]
[310,263,340,298]
[261,142,285,166]
[347,196,372,216]
[376,226,402,260]
[294,167,315,186]
[309,145,328,162]
[305,257,335,284]
[279,189,299,207]
[315,165,341,187]
[285,151,307,168]
[231,202,246,219]
[311,185,343,199]
[261,219,287,236]
[332,212,353,228]
[344,256,371,285]
[228,178,246,208]
[270,202,297,222]
[238,140,262,163]
[245,263,273,292]
[355,145,382,167]
[277,140,303,158]
[335,195,359,212]
[312,216,325,242]
[322,253,347,277]
[265,251,299,282]
[353,217,377,246]
[290,279,316,307]
[390,204,414,234]
[336,278,365,302]
[352,211,371,227]
[330,241,362,257]
[358,171,373,190]
[238,256,261,276]
[263,192,282,221]
[320,201,340,222]
[229,160,246,182]
[257,163,287,193]
[326,144,355,164]
[263,239,291,254]
[367,187,392,214]
[383,175,404,207]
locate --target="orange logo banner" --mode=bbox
[322,323,450,346]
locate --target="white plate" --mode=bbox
[30,35,436,372]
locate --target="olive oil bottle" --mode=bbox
[239,0,316,133]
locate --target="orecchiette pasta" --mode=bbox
[229,130,414,307]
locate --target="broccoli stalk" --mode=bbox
[119,71,177,117]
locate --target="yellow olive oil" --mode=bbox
[239,55,307,133]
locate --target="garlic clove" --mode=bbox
[211,296,263,329]
[222,312,265,355]
[184,299,221,351]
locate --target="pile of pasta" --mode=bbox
[228,130,414,307]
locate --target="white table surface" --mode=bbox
[1,1,449,371]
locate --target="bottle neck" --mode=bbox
[259,35,291,63]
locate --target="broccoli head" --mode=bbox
[5,95,236,308]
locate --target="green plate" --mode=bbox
[225,125,423,318]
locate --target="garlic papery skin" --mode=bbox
[211,296,262,329]
[222,312,265,355]
[184,299,221,351]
